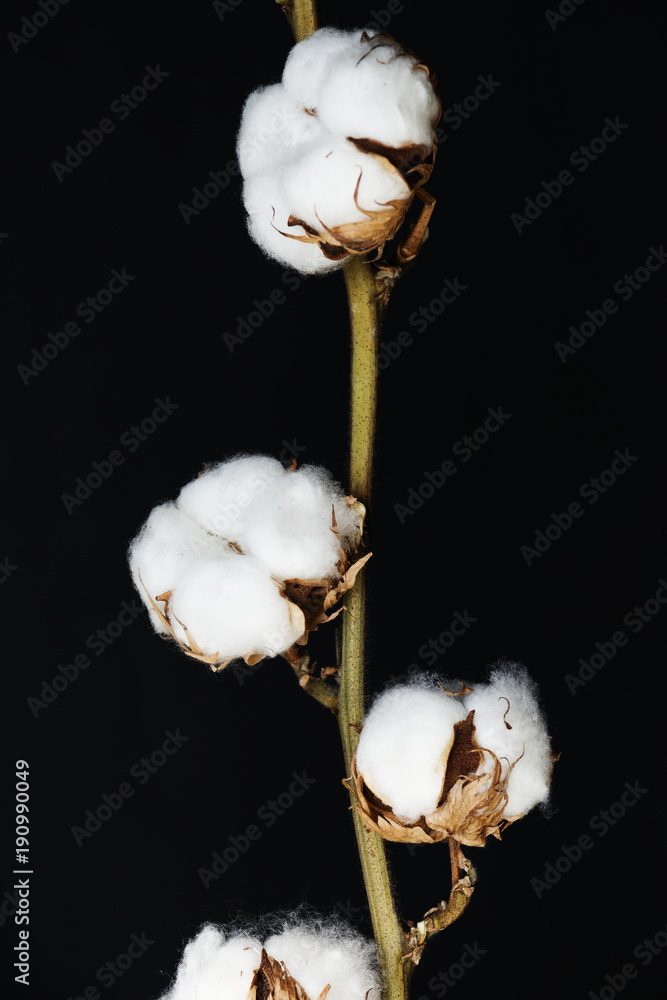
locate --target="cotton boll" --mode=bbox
[264,924,379,1000]
[464,662,553,818]
[237,84,322,180]
[281,136,410,233]
[168,555,304,660]
[128,502,229,634]
[317,43,440,149]
[243,171,345,274]
[159,925,262,1000]
[176,455,286,546]
[356,683,468,822]
[243,466,347,581]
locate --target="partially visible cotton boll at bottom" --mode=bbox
[167,556,304,660]
[355,682,468,822]
[463,662,553,818]
[264,925,380,1000]
[158,921,379,1000]
[128,502,229,633]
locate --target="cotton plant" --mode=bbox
[129,456,367,672]
[134,4,557,1000]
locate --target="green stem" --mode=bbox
[276,0,319,42]
[339,257,411,1000]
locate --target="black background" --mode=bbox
[3,1,666,998]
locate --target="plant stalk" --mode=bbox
[339,257,411,1000]
[276,0,319,42]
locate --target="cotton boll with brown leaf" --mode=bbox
[158,920,379,1000]
[346,666,555,847]
[354,682,468,822]
[237,27,440,273]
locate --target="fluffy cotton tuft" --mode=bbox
[242,464,353,580]
[128,502,229,633]
[168,555,304,659]
[237,28,439,273]
[159,925,263,1000]
[355,681,468,821]
[176,454,285,546]
[463,662,553,817]
[159,920,379,1000]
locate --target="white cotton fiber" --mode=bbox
[264,924,380,1000]
[280,136,410,233]
[315,39,440,149]
[356,682,468,822]
[176,455,285,546]
[463,662,552,818]
[282,27,361,108]
[237,27,439,274]
[243,171,344,274]
[128,502,229,633]
[242,465,351,580]
[168,555,304,659]
[159,924,262,1000]
[237,84,321,180]
[159,920,378,1000]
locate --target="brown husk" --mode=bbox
[248,949,331,1000]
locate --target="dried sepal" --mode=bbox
[248,949,331,1000]
[344,700,526,848]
